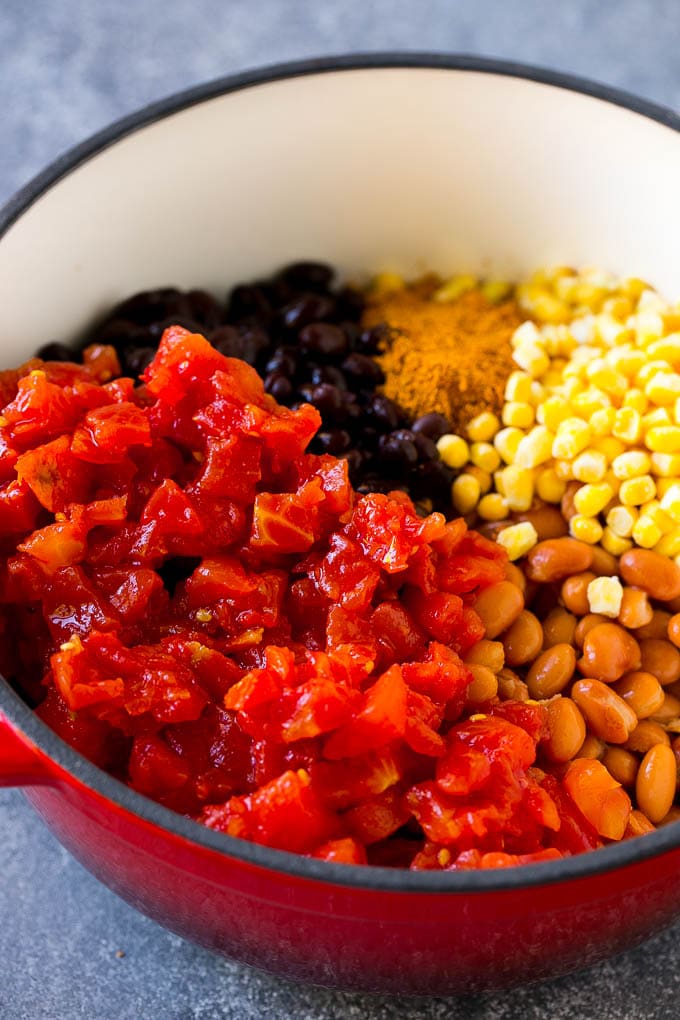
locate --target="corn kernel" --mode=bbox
[494,427,523,464]
[433,273,476,302]
[572,449,608,483]
[436,434,469,469]
[571,389,611,418]
[602,527,634,556]
[611,450,652,480]
[195,608,213,623]
[552,418,592,459]
[632,515,664,549]
[647,335,680,363]
[477,492,509,521]
[654,528,680,558]
[481,280,512,303]
[660,483,680,523]
[496,521,538,560]
[619,475,657,506]
[502,401,535,429]
[511,321,542,348]
[540,396,572,431]
[650,452,680,477]
[645,426,680,453]
[514,426,554,468]
[536,467,567,503]
[591,436,626,463]
[513,344,550,378]
[622,388,648,412]
[607,504,638,538]
[499,465,534,512]
[554,459,575,481]
[573,483,614,517]
[587,576,623,617]
[674,398,680,426]
[641,408,671,432]
[638,361,671,386]
[504,372,533,403]
[645,372,680,406]
[640,500,674,534]
[451,473,481,514]
[370,271,404,296]
[590,407,617,436]
[470,442,501,473]
[466,465,493,495]
[467,411,501,442]
[570,515,604,544]
[612,407,642,443]
[586,365,628,398]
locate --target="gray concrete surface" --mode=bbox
[2,1,680,1017]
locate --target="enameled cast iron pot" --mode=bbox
[1,55,680,994]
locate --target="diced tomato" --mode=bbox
[323,664,408,760]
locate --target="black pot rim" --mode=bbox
[2,52,680,896]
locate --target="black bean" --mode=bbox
[210,325,243,357]
[91,317,148,349]
[309,364,347,389]
[310,384,344,420]
[112,288,193,326]
[264,349,297,378]
[211,325,269,366]
[365,394,402,431]
[298,323,348,359]
[315,429,351,454]
[37,341,75,362]
[226,284,271,322]
[413,432,439,462]
[357,323,389,354]
[264,373,293,402]
[122,345,156,377]
[187,289,223,331]
[378,432,419,468]
[148,315,205,340]
[278,261,335,292]
[297,383,316,403]
[235,324,270,365]
[341,352,385,386]
[280,294,336,331]
[356,474,400,495]
[412,412,452,440]
[341,449,364,476]
[413,459,455,504]
[334,286,365,321]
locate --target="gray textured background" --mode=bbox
[2,1,680,1018]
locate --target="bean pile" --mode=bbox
[480,528,680,838]
[39,263,456,512]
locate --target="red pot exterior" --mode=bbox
[2,714,680,993]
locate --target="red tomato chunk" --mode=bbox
[0,327,599,867]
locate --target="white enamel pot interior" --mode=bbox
[0,55,679,364]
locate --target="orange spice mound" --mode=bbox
[362,280,523,432]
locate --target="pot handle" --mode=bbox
[0,713,54,787]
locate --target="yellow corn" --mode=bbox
[632,515,664,549]
[606,505,638,538]
[477,493,509,521]
[619,475,657,506]
[494,427,524,464]
[570,515,604,544]
[502,401,535,429]
[535,467,567,503]
[591,436,626,463]
[539,395,573,431]
[514,426,554,468]
[590,407,617,437]
[612,408,642,443]
[504,372,534,403]
[451,473,481,514]
[436,434,470,469]
[611,450,652,480]
[470,442,501,473]
[654,528,680,558]
[650,452,680,477]
[467,411,501,442]
[499,465,535,512]
[573,483,614,517]
[433,273,476,302]
[601,527,633,556]
[552,418,592,459]
[587,576,623,617]
[466,465,493,495]
[645,425,680,453]
[645,372,680,405]
[481,280,512,303]
[572,449,608,483]
[622,388,648,412]
[660,483,680,523]
[496,521,538,560]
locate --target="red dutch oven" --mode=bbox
[1,55,680,994]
